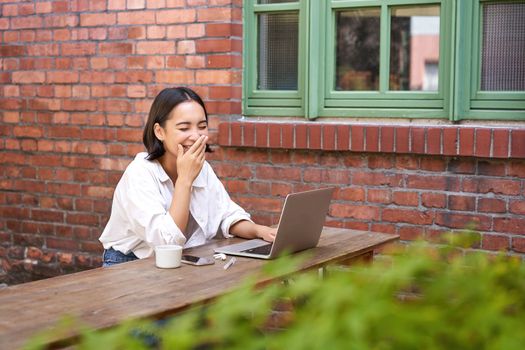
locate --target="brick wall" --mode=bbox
[0,0,243,285]
[1,0,524,285]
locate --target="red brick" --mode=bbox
[12,71,45,84]
[382,208,433,225]
[268,124,281,148]
[308,124,321,149]
[44,15,79,28]
[196,39,231,53]
[411,127,425,154]
[395,126,410,154]
[448,159,476,174]
[380,126,394,152]
[422,193,446,208]
[463,178,521,195]
[253,123,268,148]
[365,126,379,152]
[435,212,491,231]
[157,8,195,23]
[52,1,69,12]
[509,200,525,215]
[442,128,458,155]
[511,237,525,253]
[230,122,242,146]
[426,128,441,154]
[459,128,475,156]
[239,123,253,147]
[398,226,424,241]
[368,155,393,169]
[508,161,525,178]
[197,7,232,22]
[295,124,307,149]
[256,166,301,181]
[352,172,402,186]
[281,124,293,148]
[475,128,491,157]
[335,187,365,202]
[510,129,525,158]
[206,23,232,37]
[421,157,446,172]
[196,70,233,85]
[11,16,43,29]
[492,129,509,158]
[46,238,79,251]
[482,234,510,251]
[448,195,476,211]
[137,41,175,54]
[0,45,26,57]
[393,191,419,207]
[367,189,391,204]
[100,42,133,55]
[494,217,525,234]
[406,175,446,190]
[479,198,506,213]
[322,125,336,151]
[117,11,155,24]
[80,13,116,26]
[394,155,418,170]
[350,125,364,151]
[47,71,79,83]
[330,204,379,220]
[61,43,96,56]
[336,125,350,151]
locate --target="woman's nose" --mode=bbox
[188,131,200,141]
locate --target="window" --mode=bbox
[243,0,525,120]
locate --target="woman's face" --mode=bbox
[153,100,208,158]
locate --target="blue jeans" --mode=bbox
[102,247,139,267]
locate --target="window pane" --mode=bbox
[480,2,525,91]
[335,8,380,91]
[390,5,440,91]
[258,12,299,90]
[258,0,297,3]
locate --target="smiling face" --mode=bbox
[153,100,209,159]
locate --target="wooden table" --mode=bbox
[0,228,398,349]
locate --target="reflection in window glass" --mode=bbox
[258,12,299,90]
[481,2,525,91]
[390,5,440,91]
[335,8,380,91]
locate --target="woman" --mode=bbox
[100,87,276,266]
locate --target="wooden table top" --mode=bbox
[0,227,398,349]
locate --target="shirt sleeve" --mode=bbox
[121,163,187,247]
[208,168,252,238]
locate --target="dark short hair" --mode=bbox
[143,87,211,160]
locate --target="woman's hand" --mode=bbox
[255,224,277,243]
[176,135,207,185]
[229,221,277,243]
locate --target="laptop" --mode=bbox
[214,187,335,259]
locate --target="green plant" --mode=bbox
[26,234,525,349]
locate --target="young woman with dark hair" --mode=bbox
[100,87,276,266]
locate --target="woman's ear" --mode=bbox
[153,122,164,142]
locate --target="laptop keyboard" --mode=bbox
[241,244,273,255]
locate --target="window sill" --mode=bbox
[217,120,525,159]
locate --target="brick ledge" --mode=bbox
[218,121,525,159]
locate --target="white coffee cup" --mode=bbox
[155,245,182,269]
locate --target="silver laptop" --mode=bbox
[215,187,335,259]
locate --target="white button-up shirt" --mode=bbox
[99,152,252,258]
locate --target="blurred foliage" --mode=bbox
[26,233,525,350]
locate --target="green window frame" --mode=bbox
[455,0,525,120]
[243,0,525,121]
